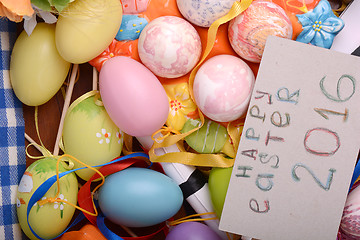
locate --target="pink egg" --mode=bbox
[99,56,169,137]
[138,16,202,78]
[340,183,360,238]
[193,54,255,122]
[228,0,292,63]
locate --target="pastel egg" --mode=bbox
[17,158,78,240]
[340,183,360,237]
[55,0,123,63]
[193,54,255,122]
[10,23,70,106]
[228,0,293,63]
[99,56,169,137]
[98,167,183,227]
[181,118,228,154]
[138,16,202,78]
[177,0,237,27]
[208,167,233,217]
[62,95,123,181]
[166,222,222,240]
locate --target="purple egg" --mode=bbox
[165,222,222,240]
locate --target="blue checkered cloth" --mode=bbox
[0,19,26,239]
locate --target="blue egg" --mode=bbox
[115,15,148,41]
[98,167,183,227]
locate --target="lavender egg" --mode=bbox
[166,222,222,240]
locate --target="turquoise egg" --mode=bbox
[98,167,183,227]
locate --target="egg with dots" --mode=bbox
[138,16,202,78]
[16,158,78,240]
[228,0,293,63]
[176,0,237,27]
[55,0,122,64]
[99,56,169,137]
[193,54,255,123]
[62,94,124,181]
[98,167,183,227]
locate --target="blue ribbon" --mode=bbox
[26,152,149,240]
[97,213,124,240]
[349,157,360,190]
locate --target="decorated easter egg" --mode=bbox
[138,16,202,78]
[181,118,228,154]
[228,0,292,63]
[55,0,123,63]
[17,158,78,240]
[98,167,183,227]
[99,56,169,137]
[166,222,222,240]
[340,183,360,237]
[122,0,150,14]
[10,23,70,106]
[193,54,255,122]
[208,167,233,217]
[62,94,123,181]
[177,0,237,27]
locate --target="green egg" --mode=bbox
[181,118,228,153]
[208,167,233,218]
[16,158,78,240]
[62,95,123,181]
[10,23,70,106]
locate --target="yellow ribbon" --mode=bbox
[37,154,105,217]
[168,212,218,226]
[149,0,252,168]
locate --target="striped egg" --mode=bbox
[181,118,228,154]
[340,183,360,237]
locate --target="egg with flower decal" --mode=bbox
[17,157,78,240]
[62,93,124,181]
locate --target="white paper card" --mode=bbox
[219,36,360,240]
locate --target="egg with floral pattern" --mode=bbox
[17,158,78,240]
[62,93,124,181]
[138,16,202,78]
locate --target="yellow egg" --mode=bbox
[10,23,70,106]
[55,0,123,63]
[62,94,123,181]
[16,158,78,240]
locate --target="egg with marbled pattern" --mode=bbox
[138,16,202,78]
[193,54,255,122]
[228,0,292,63]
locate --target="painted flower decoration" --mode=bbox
[116,131,123,144]
[0,0,34,22]
[88,39,140,72]
[96,128,111,144]
[53,193,67,218]
[296,0,344,49]
[163,83,197,131]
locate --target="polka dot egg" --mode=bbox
[138,16,202,78]
[177,0,237,27]
[193,54,255,122]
